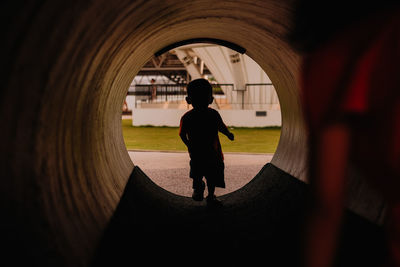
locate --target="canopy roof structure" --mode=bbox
[134,44,280,109]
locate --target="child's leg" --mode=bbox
[205,176,222,207]
[207,182,215,197]
[192,176,205,201]
[192,176,204,190]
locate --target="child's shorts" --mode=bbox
[189,159,225,188]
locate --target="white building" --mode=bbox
[126,44,281,127]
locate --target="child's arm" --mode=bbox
[219,124,234,141]
[179,132,191,148]
[216,113,234,141]
[179,117,192,149]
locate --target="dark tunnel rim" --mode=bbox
[154,38,246,57]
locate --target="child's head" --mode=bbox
[185,78,214,108]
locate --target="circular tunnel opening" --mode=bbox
[121,40,282,198]
[3,2,389,266]
[2,2,310,266]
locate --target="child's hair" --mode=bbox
[187,78,212,99]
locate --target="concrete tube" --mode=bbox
[0,1,307,266]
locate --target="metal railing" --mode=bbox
[127,83,278,110]
[242,83,278,110]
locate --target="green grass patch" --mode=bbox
[122,119,280,153]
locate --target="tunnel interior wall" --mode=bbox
[0,0,314,266]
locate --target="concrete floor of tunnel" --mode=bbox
[93,164,387,266]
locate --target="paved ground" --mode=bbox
[128,150,273,197]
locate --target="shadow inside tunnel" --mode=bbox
[92,164,387,266]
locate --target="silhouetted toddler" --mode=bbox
[179,79,234,206]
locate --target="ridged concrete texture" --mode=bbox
[94,164,385,266]
[0,1,307,266]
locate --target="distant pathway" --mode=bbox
[128,151,273,197]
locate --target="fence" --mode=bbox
[242,83,279,110]
[128,83,278,110]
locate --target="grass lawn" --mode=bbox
[122,119,281,154]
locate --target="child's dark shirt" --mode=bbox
[179,107,228,187]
